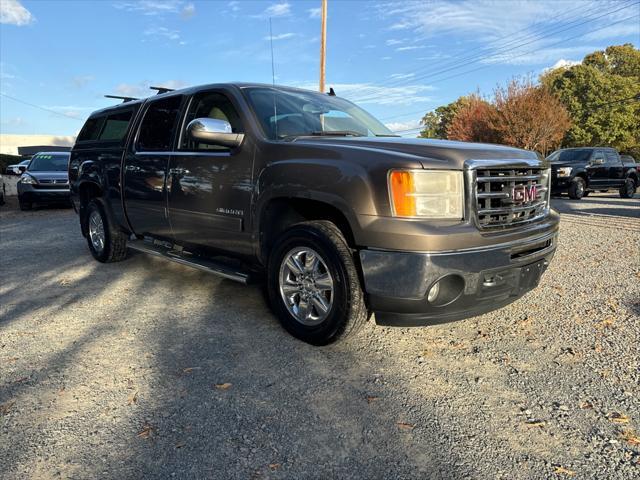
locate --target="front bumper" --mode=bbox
[18,183,70,204]
[360,230,557,326]
[551,175,571,193]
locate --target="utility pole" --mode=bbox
[319,0,327,92]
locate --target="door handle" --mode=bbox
[169,168,189,175]
[125,165,139,172]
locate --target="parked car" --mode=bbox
[18,152,71,210]
[6,159,31,175]
[70,83,558,345]
[548,147,638,199]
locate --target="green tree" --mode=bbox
[541,44,640,152]
[418,97,470,139]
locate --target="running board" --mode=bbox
[127,239,251,284]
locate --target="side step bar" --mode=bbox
[127,239,252,284]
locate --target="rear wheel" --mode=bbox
[267,221,369,345]
[568,177,586,200]
[85,200,128,263]
[619,178,636,198]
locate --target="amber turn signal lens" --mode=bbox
[389,170,417,217]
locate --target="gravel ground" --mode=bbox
[1,193,639,480]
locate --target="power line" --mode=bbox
[0,93,84,122]
[351,1,639,103]
[378,13,640,122]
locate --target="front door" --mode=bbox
[586,150,608,189]
[605,150,624,187]
[123,95,184,239]
[167,90,254,256]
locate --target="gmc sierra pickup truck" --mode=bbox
[548,147,638,199]
[70,83,558,345]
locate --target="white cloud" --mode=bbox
[541,58,581,74]
[295,82,435,106]
[261,2,291,18]
[483,45,595,66]
[181,2,195,19]
[228,1,240,11]
[265,32,296,41]
[0,0,34,26]
[583,21,640,41]
[308,7,321,19]
[386,39,403,46]
[0,135,76,155]
[385,119,421,132]
[144,26,182,42]
[390,73,415,80]
[114,0,191,16]
[396,45,425,52]
[114,80,188,98]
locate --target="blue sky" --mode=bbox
[0,0,638,144]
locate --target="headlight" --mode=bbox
[557,167,572,177]
[388,170,464,219]
[20,174,37,184]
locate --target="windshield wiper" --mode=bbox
[375,134,401,137]
[309,130,366,137]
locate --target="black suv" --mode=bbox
[548,147,638,199]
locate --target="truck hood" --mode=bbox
[291,136,540,169]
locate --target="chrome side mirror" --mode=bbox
[592,157,605,165]
[186,118,244,148]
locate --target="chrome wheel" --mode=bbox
[278,247,334,326]
[88,210,105,254]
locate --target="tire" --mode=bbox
[619,178,636,199]
[267,221,369,345]
[19,197,32,211]
[85,200,128,263]
[568,177,586,200]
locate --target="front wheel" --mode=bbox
[18,197,32,211]
[619,178,636,198]
[568,177,586,200]
[85,200,128,263]
[267,221,369,345]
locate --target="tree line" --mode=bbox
[419,44,640,158]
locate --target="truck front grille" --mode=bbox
[474,167,549,229]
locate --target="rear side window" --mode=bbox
[99,110,133,141]
[137,96,183,151]
[77,116,105,142]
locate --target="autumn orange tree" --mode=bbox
[491,77,571,153]
[446,94,499,143]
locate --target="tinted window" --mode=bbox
[604,150,619,164]
[137,96,183,151]
[77,116,105,142]
[28,154,69,172]
[99,110,133,141]
[547,149,593,163]
[181,92,243,151]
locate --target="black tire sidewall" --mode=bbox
[620,179,635,198]
[86,201,112,262]
[267,225,353,345]
[569,177,585,199]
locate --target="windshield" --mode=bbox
[243,87,394,140]
[28,154,69,172]
[547,149,592,163]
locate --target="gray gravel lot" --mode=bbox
[1,193,639,480]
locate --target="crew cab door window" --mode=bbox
[180,92,243,151]
[99,110,133,141]
[137,96,183,151]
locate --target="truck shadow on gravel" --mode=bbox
[551,196,640,219]
[1,230,465,479]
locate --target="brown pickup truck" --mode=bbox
[69,83,558,345]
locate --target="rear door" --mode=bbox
[123,95,184,239]
[166,89,254,256]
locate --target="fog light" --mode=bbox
[427,282,440,303]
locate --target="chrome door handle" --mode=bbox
[169,168,189,175]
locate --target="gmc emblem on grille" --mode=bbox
[511,184,537,204]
